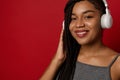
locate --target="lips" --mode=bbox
[75,30,89,38]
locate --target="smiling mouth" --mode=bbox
[75,30,89,38]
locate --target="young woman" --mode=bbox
[40,0,120,80]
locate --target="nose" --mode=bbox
[76,19,85,28]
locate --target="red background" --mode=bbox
[0,0,120,80]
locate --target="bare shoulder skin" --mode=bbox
[110,52,120,80]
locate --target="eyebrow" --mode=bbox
[72,10,95,16]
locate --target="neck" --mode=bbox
[79,40,106,57]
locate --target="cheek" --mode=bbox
[90,24,102,39]
[69,23,76,38]
[86,20,102,37]
[86,19,101,31]
[69,23,74,32]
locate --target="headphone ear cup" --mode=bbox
[101,13,113,29]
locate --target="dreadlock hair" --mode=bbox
[55,0,106,80]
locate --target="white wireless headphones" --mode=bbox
[101,0,113,29]
[62,0,113,29]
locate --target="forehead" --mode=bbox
[72,1,99,15]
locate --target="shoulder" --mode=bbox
[113,53,120,78]
[115,54,120,67]
[114,53,120,66]
[115,54,120,69]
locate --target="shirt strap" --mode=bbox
[108,54,120,67]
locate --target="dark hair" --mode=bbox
[56,0,106,80]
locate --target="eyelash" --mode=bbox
[71,17,76,20]
[71,16,94,21]
[84,16,94,19]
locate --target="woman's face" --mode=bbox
[69,1,102,46]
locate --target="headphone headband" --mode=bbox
[62,0,113,29]
[101,0,113,29]
[103,0,108,7]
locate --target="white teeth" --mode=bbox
[77,32,86,35]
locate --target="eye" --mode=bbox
[71,15,77,21]
[71,17,77,20]
[84,16,94,19]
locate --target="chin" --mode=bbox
[77,40,89,46]
[76,38,95,46]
